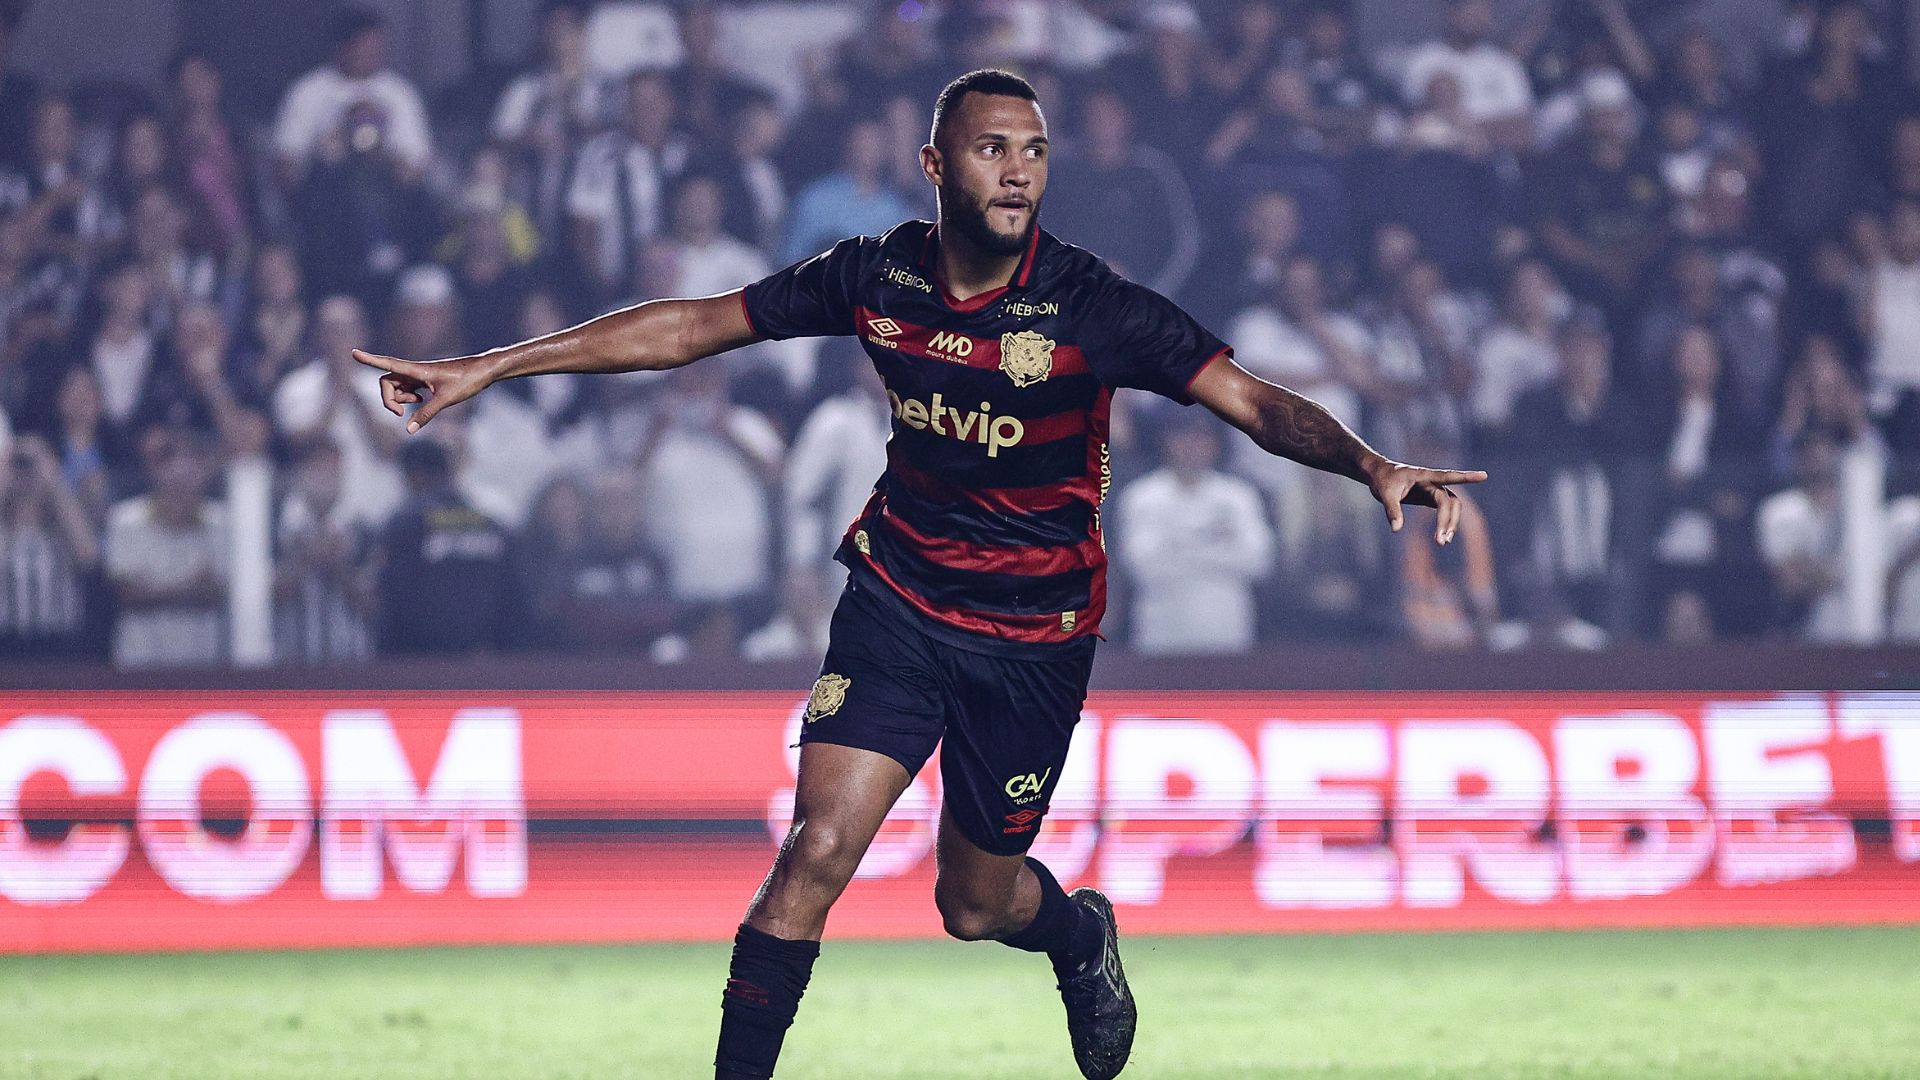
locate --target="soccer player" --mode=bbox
[354,69,1485,1080]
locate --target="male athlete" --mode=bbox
[354,70,1484,1080]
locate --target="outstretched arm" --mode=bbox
[1188,355,1487,545]
[352,290,760,432]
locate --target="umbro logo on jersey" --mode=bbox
[865,316,902,347]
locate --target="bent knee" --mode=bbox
[935,889,1013,942]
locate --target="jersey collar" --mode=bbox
[920,221,1042,313]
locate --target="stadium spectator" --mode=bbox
[445,147,538,354]
[93,112,173,254]
[1760,0,1905,248]
[1119,1,1221,169]
[672,2,773,144]
[0,94,106,260]
[1635,244,1781,417]
[44,366,114,524]
[1398,0,1534,150]
[1527,71,1668,331]
[567,71,692,302]
[1644,326,1768,638]
[167,51,252,259]
[1353,258,1471,461]
[0,209,79,383]
[1398,483,1498,650]
[276,9,437,304]
[511,471,678,652]
[1215,190,1301,324]
[1118,417,1275,655]
[634,362,782,655]
[708,88,789,252]
[375,437,511,653]
[0,432,100,657]
[1202,0,1287,105]
[491,0,603,242]
[0,2,35,172]
[273,438,374,664]
[1285,1,1390,153]
[1758,425,1888,643]
[1508,310,1642,645]
[1205,66,1349,259]
[781,370,888,592]
[104,429,227,669]
[226,242,307,416]
[1045,86,1199,298]
[780,118,914,266]
[272,293,402,525]
[1865,200,1920,475]
[1467,259,1566,450]
[273,8,432,185]
[128,185,227,337]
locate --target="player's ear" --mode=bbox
[920,143,942,188]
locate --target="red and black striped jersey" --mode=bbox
[742,220,1230,655]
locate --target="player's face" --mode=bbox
[928,94,1049,257]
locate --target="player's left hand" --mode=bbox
[1363,458,1488,545]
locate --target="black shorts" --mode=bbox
[798,575,1094,856]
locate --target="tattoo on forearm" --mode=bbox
[1251,385,1377,482]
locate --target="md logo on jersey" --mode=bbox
[999,330,1055,387]
[927,330,975,364]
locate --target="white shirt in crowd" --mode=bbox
[783,391,890,577]
[490,71,606,144]
[1399,40,1534,121]
[1470,323,1560,430]
[638,407,783,603]
[456,391,561,530]
[567,134,691,283]
[1118,466,1276,656]
[272,360,404,527]
[1758,435,1891,644]
[1868,257,1920,398]
[273,65,434,174]
[106,496,227,669]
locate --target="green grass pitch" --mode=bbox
[3,926,1916,1079]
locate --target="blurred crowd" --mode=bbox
[3,0,1920,669]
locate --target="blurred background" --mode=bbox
[4,0,1920,682]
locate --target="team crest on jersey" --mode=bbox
[999,330,1055,387]
[804,673,851,723]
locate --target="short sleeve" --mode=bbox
[740,236,873,341]
[1083,279,1231,405]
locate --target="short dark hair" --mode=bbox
[330,7,385,50]
[930,68,1039,150]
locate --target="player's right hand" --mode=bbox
[350,350,494,433]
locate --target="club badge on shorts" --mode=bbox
[804,673,851,723]
[999,329,1055,387]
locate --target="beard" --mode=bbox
[941,181,1036,257]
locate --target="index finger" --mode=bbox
[1424,469,1488,486]
[351,349,417,375]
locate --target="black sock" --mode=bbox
[715,923,820,1080]
[998,857,1105,982]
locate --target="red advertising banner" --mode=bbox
[2,691,1917,953]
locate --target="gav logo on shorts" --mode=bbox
[804,673,851,723]
[1004,767,1053,804]
[999,330,1055,387]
